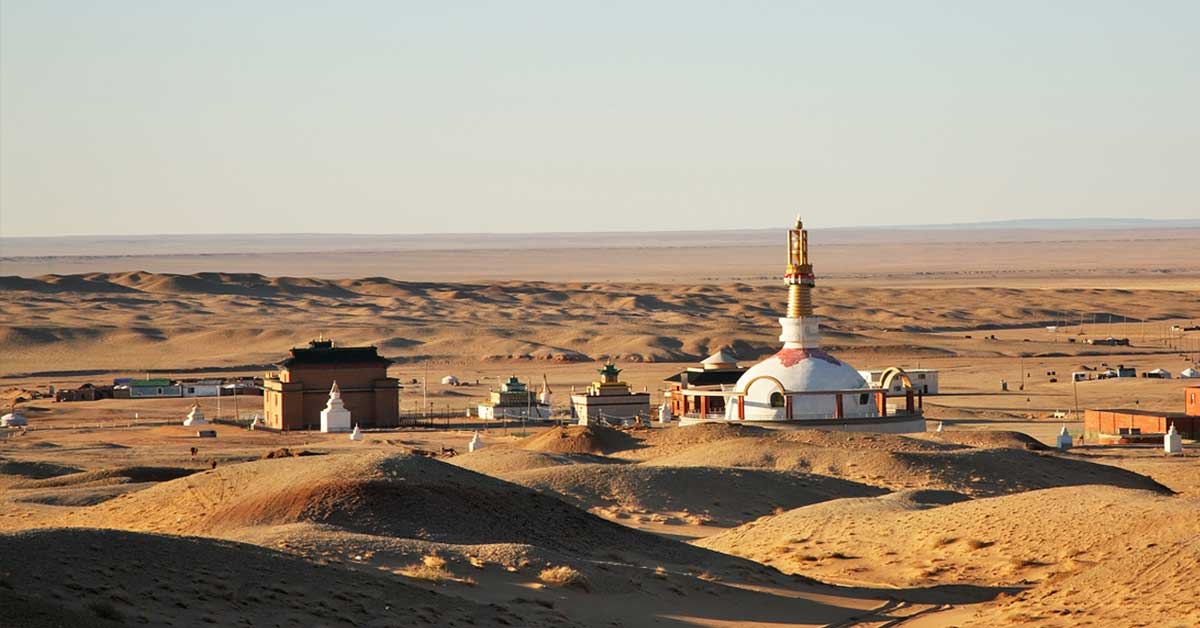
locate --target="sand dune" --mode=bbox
[0,527,575,628]
[69,451,713,563]
[499,463,887,527]
[699,486,1199,627]
[639,432,1170,497]
[2,271,1195,376]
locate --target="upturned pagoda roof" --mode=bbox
[278,339,391,368]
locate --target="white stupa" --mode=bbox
[1,409,27,427]
[320,381,352,433]
[538,375,553,407]
[183,403,207,426]
[724,218,881,422]
[349,424,363,441]
[659,399,673,423]
[468,431,484,452]
[936,421,945,432]
[1056,425,1073,450]
[1164,423,1182,454]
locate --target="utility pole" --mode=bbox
[1073,377,1079,420]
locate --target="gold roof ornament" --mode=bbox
[784,216,815,318]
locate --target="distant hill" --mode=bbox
[889,218,1200,230]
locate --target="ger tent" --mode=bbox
[1,411,28,427]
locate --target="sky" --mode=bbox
[1,1,1197,237]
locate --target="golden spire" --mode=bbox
[784,216,815,318]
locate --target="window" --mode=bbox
[859,393,869,405]
[769,392,785,408]
[917,374,926,380]
[188,387,195,394]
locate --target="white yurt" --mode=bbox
[1146,368,1172,379]
[1,410,28,427]
[441,375,460,386]
[1180,367,1200,379]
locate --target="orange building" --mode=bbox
[262,339,400,430]
[1084,386,1200,440]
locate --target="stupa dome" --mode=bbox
[728,347,876,420]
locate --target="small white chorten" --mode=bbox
[349,425,363,441]
[183,403,207,426]
[936,421,944,432]
[320,381,352,433]
[538,375,553,406]
[249,415,262,430]
[659,399,673,423]
[1056,425,1073,450]
[468,431,484,452]
[1164,423,1182,454]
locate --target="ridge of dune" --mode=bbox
[639,433,1171,497]
[65,451,718,564]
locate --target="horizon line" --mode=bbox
[3,216,1199,240]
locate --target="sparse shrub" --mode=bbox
[933,536,958,547]
[87,600,124,622]
[399,553,474,585]
[538,565,590,591]
[967,539,995,550]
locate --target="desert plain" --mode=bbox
[1,224,1198,627]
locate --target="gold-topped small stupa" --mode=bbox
[571,362,650,425]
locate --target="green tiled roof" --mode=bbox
[130,379,173,387]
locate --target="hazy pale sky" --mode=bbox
[2,1,1197,236]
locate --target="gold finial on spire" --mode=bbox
[784,217,815,318]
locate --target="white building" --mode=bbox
[181,379,223,397]
[571,363,650,425]
[859,368,939,395]
[478,375,551,420]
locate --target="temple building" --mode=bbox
[674,218,924,433]
[571,362,651,425]
[477,375,550,419]
[662,350,747,419]
[262,339,400,430]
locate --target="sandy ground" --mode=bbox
[1,227,1198,626]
